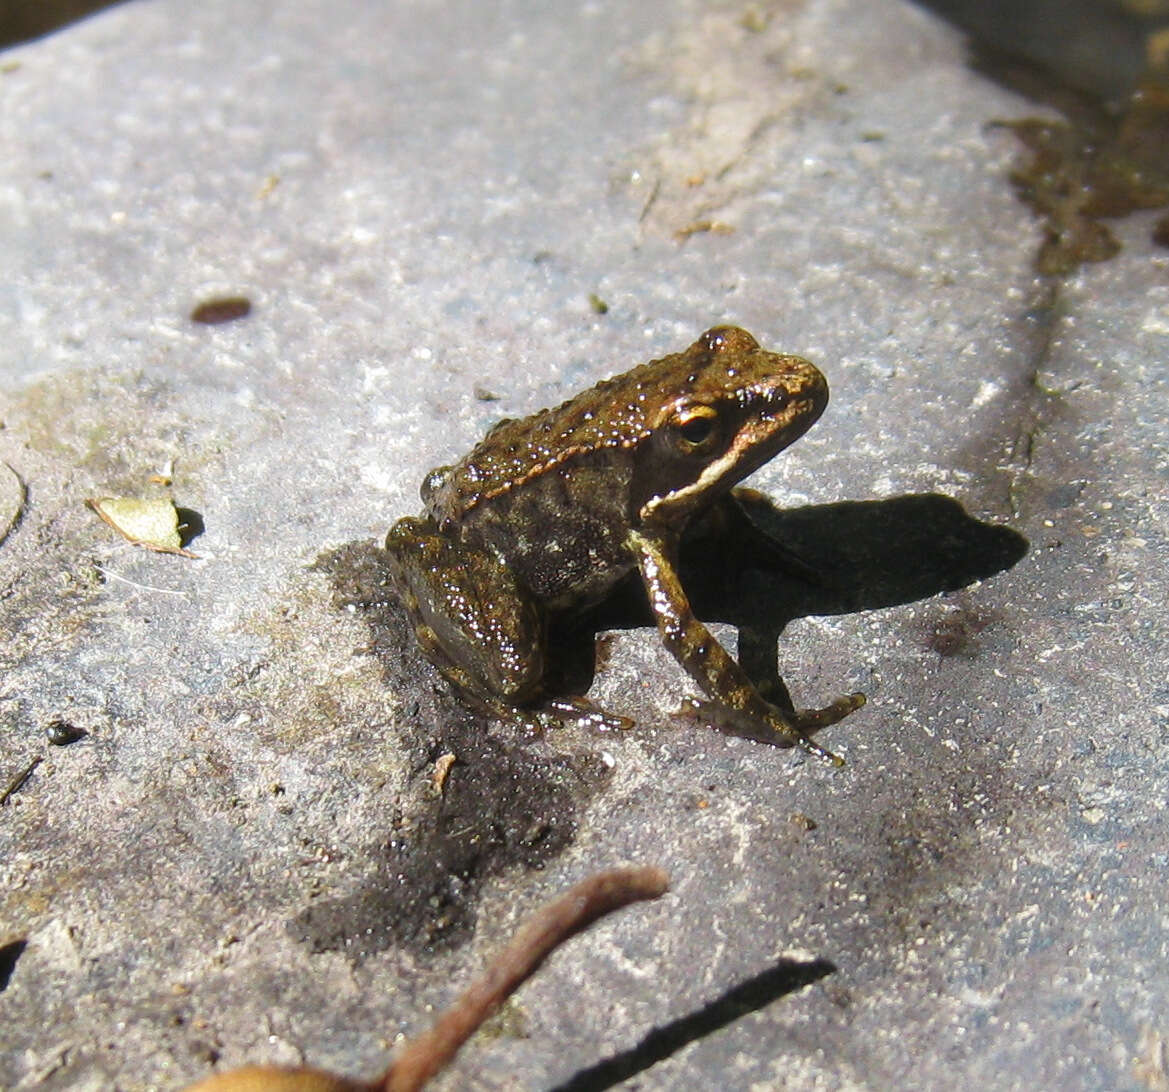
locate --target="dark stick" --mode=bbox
[0,756,43,806]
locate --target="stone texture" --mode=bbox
[1,1,1166,1090]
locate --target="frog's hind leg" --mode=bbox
[386,518,545,711]
[408,620,631,733]
[387,519,634,734]
[541,696,634,733]
[406,624,549,737]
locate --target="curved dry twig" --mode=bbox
[183,866,669,1092]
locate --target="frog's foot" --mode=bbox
[466,694,634,736]
[541,696,635,733]
[435,683,544,735]
[678,691,865,766]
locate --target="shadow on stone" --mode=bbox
[0,1,129,48]
[552,956,836,1092]
[295,495,1024,958]
[578,491,1029,708]
[685,492,1026,616]
[175,507,204,549]
[908,0,1150,104]
[0,938,27,993]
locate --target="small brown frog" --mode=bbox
[386,326,864,760]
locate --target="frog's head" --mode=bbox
[633,326,827,528]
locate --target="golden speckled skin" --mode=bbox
[385,326,864,754]
[424,325,824,526]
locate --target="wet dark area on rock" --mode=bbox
[856,765,1057,950]
[292,716,607,959]
[923,597,1004,658]
[996,93,1169,274]
[291,543,611,959]
[915,0,1169,273]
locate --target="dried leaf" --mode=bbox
[191,296,251,324]
[86,496,197,557]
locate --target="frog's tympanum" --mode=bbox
[386,326,864,761]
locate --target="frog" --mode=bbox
[385,326,864,761]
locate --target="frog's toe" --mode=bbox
[479,696,633,736]
[543,697,634,733]
[675,696,780,743]
[678,691,865,764]
[791,692,866,733]
[787,692,867,765]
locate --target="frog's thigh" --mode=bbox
[388,523,544,701]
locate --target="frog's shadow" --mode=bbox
[556,492,1029,706]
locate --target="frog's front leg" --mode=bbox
[628,528,864,763]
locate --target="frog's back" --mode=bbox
[414,325,825,608]
[425,353,679,527]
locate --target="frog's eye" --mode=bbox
[669,403,721,453]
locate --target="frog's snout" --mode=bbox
[758,354,828,416]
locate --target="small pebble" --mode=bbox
[45,720,87,746]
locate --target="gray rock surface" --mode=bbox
[1,1,1166,1090]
